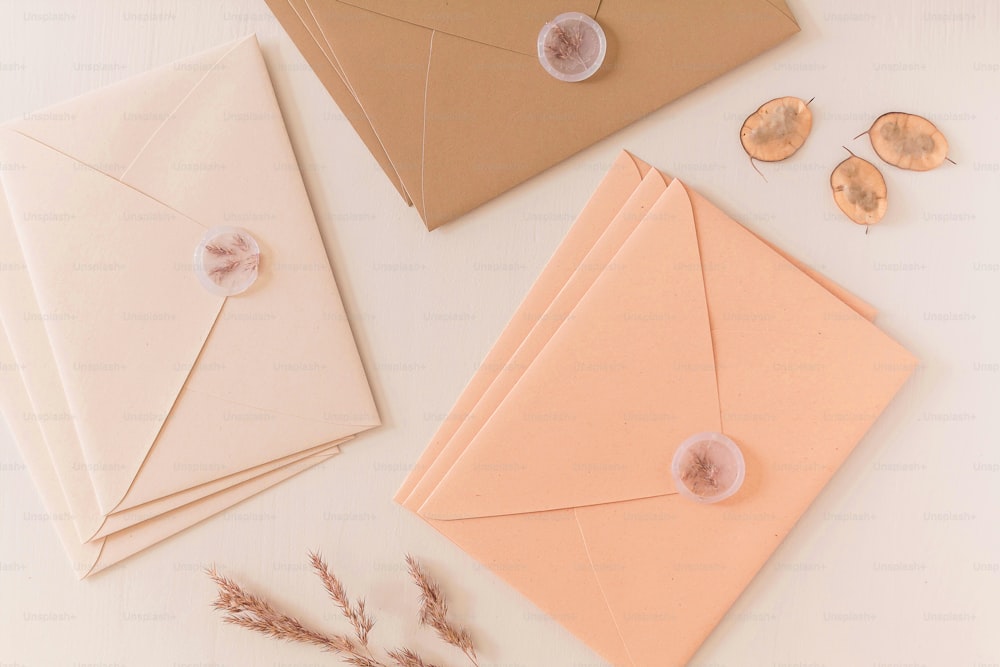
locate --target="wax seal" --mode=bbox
[537,12,607,82]
[671,432,746,503]
[193,226,260,296]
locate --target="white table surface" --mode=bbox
[1,1,997,665]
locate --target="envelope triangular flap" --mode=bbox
[0,317,103,577]
[405,168,671,511]
[334,0,601,54]
[419,0,799,226]
[301,0,431,217]
[0,129,225,515]
[112,393,355,512]
[425,510,634,667]
[120,36,379,431]
[86,448,340,578]
[420,180,722,520]
[276,0,412,204]
[0,187,114,542]
[7,40,238,181]
[395,150,651,505]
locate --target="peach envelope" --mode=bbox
[263,0,800,229]
[397,151,916,665]
[0,36,379,576]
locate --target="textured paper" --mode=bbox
[264,0,800,229]
[397,151,916,666]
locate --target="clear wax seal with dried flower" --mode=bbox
[537,12,607,83]
[194,226,261,296]
[671,432,746,503]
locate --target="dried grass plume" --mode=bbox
[208,553,479,667]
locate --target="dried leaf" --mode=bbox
[830,149,887,226]
[740,96,814,178]
[857,111,951,171]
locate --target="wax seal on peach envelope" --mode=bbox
[194,226,261,296]
[537,12,607,82]
[672,432,746,503]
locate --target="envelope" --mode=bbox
[0,36,379,576]
[396,151,916,665]
[263,0,800,229]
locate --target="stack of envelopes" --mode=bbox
[0,36,379,578]
[264,0,801,229]
[397,151,917,666]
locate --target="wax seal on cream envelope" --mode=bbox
[537,12,607,82]
[194,226,261,296]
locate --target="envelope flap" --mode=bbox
[763,0,796,21]
[120,36,380,431]
[417,0,800,227]
[334,0,601,54]
[0,129,225,515]
[6,40,240,181]
[420,180,722,520]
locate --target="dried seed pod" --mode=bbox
[830,148,887,226]
[856,112,950,171]
[740,96,814,178]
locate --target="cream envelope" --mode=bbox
[264,0,800,229]
[0,36,379,570]
[0,319,339,578]
[397,151,916,665]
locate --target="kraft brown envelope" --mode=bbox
[264,0,799,229]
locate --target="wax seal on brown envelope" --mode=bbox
[264,0,802,229]
[537,12,607,82]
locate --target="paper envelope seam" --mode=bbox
[275,0,411,205]
[687,179,727,436]
[301,0,362,98]
[300,0,414,204]
[302,0,415,200]
[91,441,344,540]
[573,508,637,667]
[761,0,797,23]
[101,306,227,514]
[420,30,436,224]
[394,152,649,506]
[83,536,108,578]
[0,193,111,543]
[0,313,105,576]
[331,0,558,57]
[119,38,244,181]
[7,129,210,231]
[294,1,354,88]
